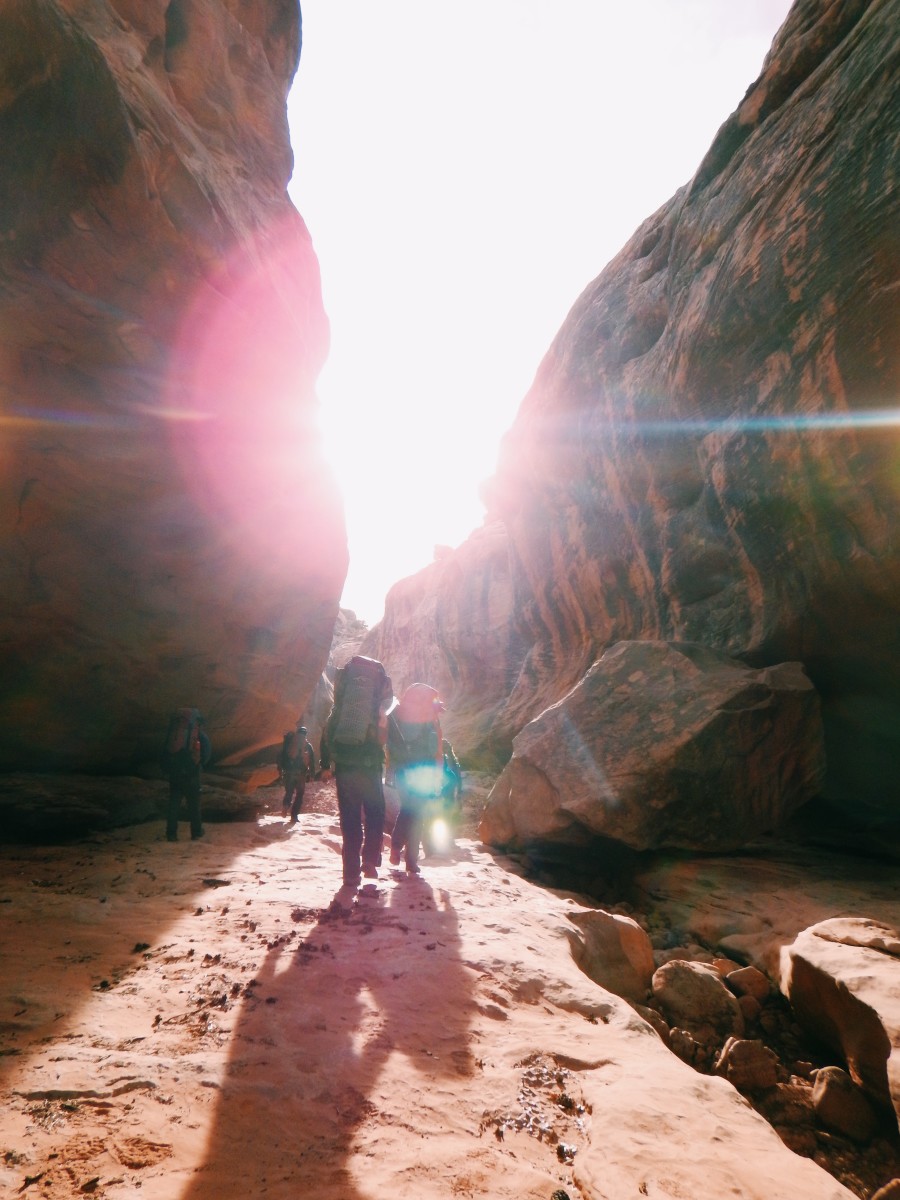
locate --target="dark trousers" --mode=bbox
[166,772,202,839]
[390,794,423,868]
[335,766,385,884]
[283,773,306,818]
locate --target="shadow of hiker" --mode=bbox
[180,877,475,1199]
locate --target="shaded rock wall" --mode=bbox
[372,0,900,821]
[0,1,346,770]
[361,521,526,766]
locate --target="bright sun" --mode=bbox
[289,0,796,626]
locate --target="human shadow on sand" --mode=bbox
[180,876,475,1200]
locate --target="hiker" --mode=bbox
[319,655,394,888]
[387,683,445,874]
[161,707,212,842]
[278,721,315,825]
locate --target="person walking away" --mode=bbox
[161,707,212,842]
[278,722,315,824]
[388,683,445,874]
[319,656,393,887]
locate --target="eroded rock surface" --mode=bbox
[480,640,824,852]
[362,521,524,766]
[370,0,900,828]
[0,0,345,773]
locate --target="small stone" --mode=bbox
[715,1037,778,1092]
[812,1066,878,1142]
[726,965,771,1002]
[737,994,762,1024]
[712,957,743,976]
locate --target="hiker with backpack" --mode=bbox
[319,655,394,888]
[387,683,446,874]
[161,707,212,842]
[278,722,315,825]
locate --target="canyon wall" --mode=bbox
[0,0,346,770]
[372,0,900,824]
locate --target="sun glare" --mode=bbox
[289,0,796,624]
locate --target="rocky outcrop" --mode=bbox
[362,521,524,766]
[783,917,900,1126]
[371,0,900,825]
[0,1,344,773]
[480,640,825,852]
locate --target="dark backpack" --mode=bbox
[331,656,392,747]
[164,707,202,767]
[280,730,312,771]
[390,718,440,767]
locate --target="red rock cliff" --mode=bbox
[373,0,900,822]
[0,0,346,770]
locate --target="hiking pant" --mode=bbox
[335,766,384,884]
[390,793,424,869]
[283,772,306,819]
[166,771,202,839]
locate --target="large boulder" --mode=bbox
[480,640,824,852]
[783,917,900,1127]
[0,0,345,774]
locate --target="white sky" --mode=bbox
[287,1,794,625]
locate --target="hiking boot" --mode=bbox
[406,862,421,875]
[191,829,205,840]
[166,833,178,843]
[363,865,378,880]
[288,815,298,826]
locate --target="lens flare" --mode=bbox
[428,817,452,855]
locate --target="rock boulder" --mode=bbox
[480,640,824,852]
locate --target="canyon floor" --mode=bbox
[1,779,897,1200]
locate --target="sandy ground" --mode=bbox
[0,780,862,1199]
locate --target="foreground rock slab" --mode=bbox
[0,816,853,1199]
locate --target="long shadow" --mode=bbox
[180,877,475,1199]
[0,815,297,1095]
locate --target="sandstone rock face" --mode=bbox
[487,0,900,823]
[0,1,345,772]
[480,640,824,852]
[362,521,525,766]
[783,917,900,1126]
[372,0,900,824]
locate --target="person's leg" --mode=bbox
[360,770,385,877]
[289,779,305,822]
[335,769,364,885]
[282,776,292,815]
[187,778,203,839]
[166,779,181,841]
[390,800,412,865]
[405,806,423,873]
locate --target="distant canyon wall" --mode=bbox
[370,0,900,821]
[0,0,346,770]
